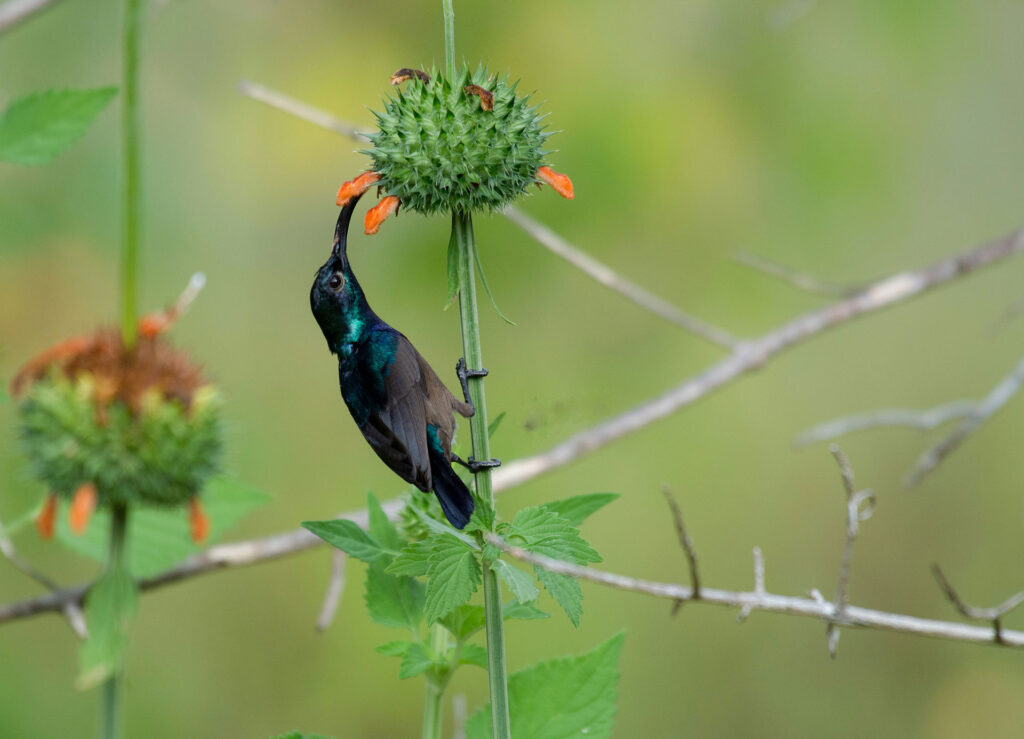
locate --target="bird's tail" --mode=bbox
[428,444,475,530]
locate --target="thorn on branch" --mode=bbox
[931,564,1024,645]
[738,546,766,623]
[661,485,700,614]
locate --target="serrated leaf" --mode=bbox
[375,639,415,657]
[366,492,403,552]
[56,476,269,578]
[493,559,539,604]
[459,643,488,669]
[302,519,384,563]
[507,507,602,565]
[398,642,435,679]
[540,493,618,527]
[487,411,506,439]
[423,534,482,624]
[365,563,424,632]
[503,602,550,621]
[0,87,117,165]
[440,604,486,641]
[78,565,138,689]
[386,538,434,577]
[535,567,583,627]
[465,632,625,739]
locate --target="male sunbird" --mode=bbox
[310,192,496,528]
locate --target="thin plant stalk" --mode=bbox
[422,625,449,739]
[454,210,512,738]
[442,0,455,80]
[121,0,143,346]
[100,504,129,739]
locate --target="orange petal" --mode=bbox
[69,483,97,535]
[36,494,58,539]
[189,498,209,544]
[10,335,92,397]
[137,312,170,338]
[336,172,382,207]
[364,196,400,235]
[536,166,575,200]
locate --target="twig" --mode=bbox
[932,565,1024,645]
[991,292,1024,333]
[504,206,739,350]
[826,446,875,658]
[795,401,978,447]
[0,514,88,638]
[733,249,864,298]
[315,549,348,632]
[660,486,699,612]
[237,80,372,143]
[908,354,1024,486]
[737,546,765,623]
[485,534,1024,649]
[0,0,61,34]
[3,224,1024,628]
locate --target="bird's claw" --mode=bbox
[456,358,489,404]
[453,454,502,473]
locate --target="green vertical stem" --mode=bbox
[120,0,143,346]
[453,211,511,738]
[442,0,455,80]
[421,625,448,739]
[100,504,129,739]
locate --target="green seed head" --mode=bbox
[367,66,552,215]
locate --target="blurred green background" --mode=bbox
[3,0,1024,736]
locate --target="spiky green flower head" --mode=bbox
[18,376,223,509]
[12,330,223,512]
[366,66,556,215]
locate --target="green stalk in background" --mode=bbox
[421,625,450,739]
[453,210,512,739]
[120,0,142,346]
[100,504,129,739]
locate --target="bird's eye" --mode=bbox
[328,272,344,292]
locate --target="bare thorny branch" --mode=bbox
[3,82,1024,657]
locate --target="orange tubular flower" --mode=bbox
[536,166,574,200]
[337,172,382,207]
[189,497,209,543]
[36,494,58,539]
[69,483,98,534]
[365,196,401,235]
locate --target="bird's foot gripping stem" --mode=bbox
[456,357,489,405]
[453,454,502,474]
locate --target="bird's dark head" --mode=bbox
[311,194,372,352]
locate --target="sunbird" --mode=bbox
[310,192,496,528]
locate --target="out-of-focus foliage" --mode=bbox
[0,87,116,165]
[2,1,1024,737]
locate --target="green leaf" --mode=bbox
[398,642,435,679]
[540,493,619,528]
[503,602,550,621]
[444,224,460,308]
[386,538,434,577]
[364,563,424,632]
[0,87,117,165]
[78,565,138,689]
[487,411,506,440]
[366,492,403,553]
[465,633,625,739]
[492,559,539,604]
[56,476,270,578]
[375,639,415,657]
[423,534,482,624]
[302,519,384,563]
[506,507,602,565]
[458,643,488,669]
[440,604,486,641]
[472,239,517,326]
[535,567,583,627]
